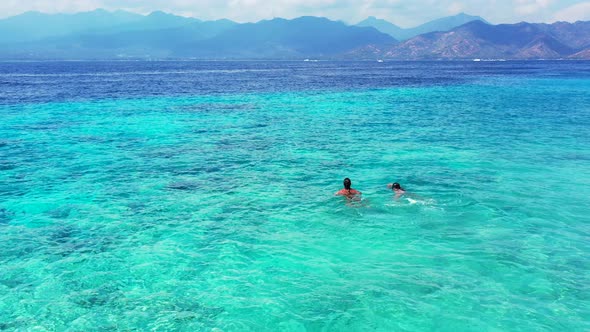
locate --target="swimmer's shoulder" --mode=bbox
[335,189,361,196]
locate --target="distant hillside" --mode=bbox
[357,13,488,40]
[0,10,588,60]
[90,11,202,35]
[0,13,394,59]
[1,19,238,59]
[357,17,405,39]
[569,48,590,59]
[179,16,396,58]
[0,9,144,43]
[0,9,207,50]
[409,13,489,37]
[378,20,590,59]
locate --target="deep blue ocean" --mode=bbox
[1,60,589,331]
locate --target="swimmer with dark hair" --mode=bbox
[387,182,406,196]
[335,178,361,197]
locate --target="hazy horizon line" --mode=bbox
[6,8,560,27]
[3,7,589,27]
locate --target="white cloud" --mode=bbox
[514,0,552,15]
[448,2,464,14]
[553,1,590,22]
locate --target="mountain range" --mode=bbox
[0,9,589,60]
[356,13,489,40]
[0,9,199,44]
[373,20,590,59]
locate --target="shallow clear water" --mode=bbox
[1,61,589,331]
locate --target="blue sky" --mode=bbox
[1,0,589,26]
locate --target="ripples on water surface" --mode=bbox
[0,61,589,330]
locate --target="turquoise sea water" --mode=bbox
[1,61,590,330]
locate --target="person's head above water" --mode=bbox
[343,178,352,190]
[392,182,401,190]
[336,178,361,197]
